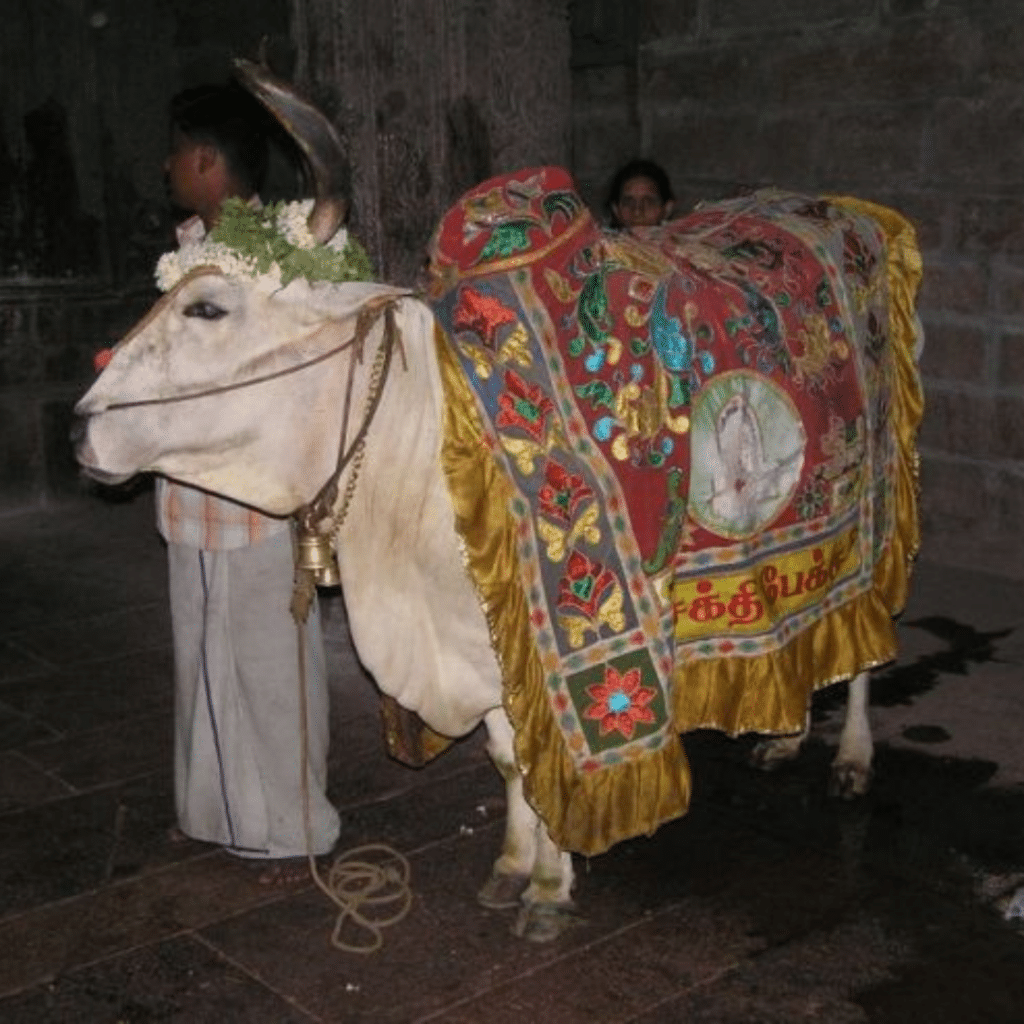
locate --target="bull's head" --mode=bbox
[74,271,406,515]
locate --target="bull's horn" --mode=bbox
[234,57,348,245]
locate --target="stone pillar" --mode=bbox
[290,0,571,284]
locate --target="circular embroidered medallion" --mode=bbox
[689,369,806,539]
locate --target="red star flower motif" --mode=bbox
[583,664,657,739]
[452,288,518,349]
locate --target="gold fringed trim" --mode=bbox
[435,323,691,857]
[829,196,924,612]
[671,586,898,735]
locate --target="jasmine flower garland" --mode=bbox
[155,197,375,292]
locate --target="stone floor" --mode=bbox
[3,485,1024,1023]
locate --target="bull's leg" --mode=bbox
[749,726,807,771]
[750,671,874,798]
[479,708,577,942]
[477,708,534,910]
[829,670,873,798]
[512,821,576,943]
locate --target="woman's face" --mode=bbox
[613,175,671,228]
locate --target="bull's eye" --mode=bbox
[183,300,228,320]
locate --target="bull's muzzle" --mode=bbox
[70,414,132,485]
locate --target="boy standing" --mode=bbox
[160,83,340,880]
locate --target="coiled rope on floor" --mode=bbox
[307,842,413,954]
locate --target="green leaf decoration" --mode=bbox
[577,271,610,342]
[575,379,615,410]
[208,198,375,286]
[478,220,537,262]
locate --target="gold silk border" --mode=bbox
[436,322,692,857]
[670,199,924,736]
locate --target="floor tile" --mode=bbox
[0,751,75,813]
[7,601,171,669]
[0,933,315,1023]
[19,710,173,790]
[0,648,173,736]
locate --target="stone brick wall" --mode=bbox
[1,0,567,516]
[572,0,1024,578]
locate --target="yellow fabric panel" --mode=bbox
[672,588,898,736]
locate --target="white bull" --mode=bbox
[74,260,901,940]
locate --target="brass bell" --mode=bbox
[295,529,341,587]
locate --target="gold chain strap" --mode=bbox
[330,332,390,531]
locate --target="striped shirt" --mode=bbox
[156,208,288,551]
[156,476,288,550]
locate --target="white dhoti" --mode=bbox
[167,531,339,858]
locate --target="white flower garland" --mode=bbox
[155,199,354,293]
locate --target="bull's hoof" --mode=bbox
[477,871,529,910]
[749,735,803,772]
[511,901,580,943]
[829,761,873,800]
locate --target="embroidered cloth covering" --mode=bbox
[427,168,922,855]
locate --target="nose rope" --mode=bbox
[104,330,357,411]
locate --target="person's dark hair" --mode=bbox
[605,158,675,226]
[169,82,270,196]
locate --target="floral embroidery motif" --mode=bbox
[453,288,533,378]
[788,311,846,387]
[558,550,618,620]
[538,460,593,525]
[650,285,691,374]
[556,550,626,648]
[496,370,555,442]
[583,664,657,739]
[537,504,600,563]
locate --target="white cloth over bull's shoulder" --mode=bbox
[320,292,504,740]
